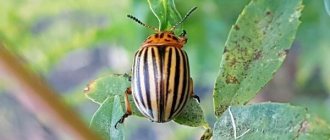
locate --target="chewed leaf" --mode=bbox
[213,0,303,116]
[90,96,124,140]
[213,103,330,140]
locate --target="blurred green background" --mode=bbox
[0,0,330,139]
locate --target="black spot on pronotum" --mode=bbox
[167,34,172,38]
[164,39,171,42]
[172,36,179,41]
[160,32,164,38]
[155,33,159,38]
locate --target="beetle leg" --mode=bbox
[115,88,132,129]
[180,30,187,37]
[189,78,200,103]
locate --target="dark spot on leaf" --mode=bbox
[278,49,289,57]
[277,22,281,26]
[225,75,240,84]
[224,47,228,53]
[266,11,272,16]
[215,105,228,116]
[243,60,251,70]
[298,120,309,133]
[254,50,262,60]
[234,24,240,30]
[242,36,251,42]
[228,57,237,67]
[225,54,230,61]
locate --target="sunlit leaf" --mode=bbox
[213,0,303,116]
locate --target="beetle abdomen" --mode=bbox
[132,46,190,122]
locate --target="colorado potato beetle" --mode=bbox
[116,7,199,127]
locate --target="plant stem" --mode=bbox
[0,44,102,140]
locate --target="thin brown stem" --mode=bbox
[0,44,102,140]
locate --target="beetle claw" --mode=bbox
[115,113,130,129]
[180,30,187,37]
[192,95,200,103]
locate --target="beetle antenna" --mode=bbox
[127,14,158,32]
[170,7,197,31]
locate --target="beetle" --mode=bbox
[116,7,199,127]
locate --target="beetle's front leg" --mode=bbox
[189,78,200,103]
[115,87,132,128]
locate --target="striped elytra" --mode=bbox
[132,45,191,122]
[115,7,197,127]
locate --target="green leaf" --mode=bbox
[147,0,182,30]
[84,74,143,117]
[174,98,208,127]
[213,0,303,116]
[213,103,330,140]
[84,74,131,104]
[90,96,124,140]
